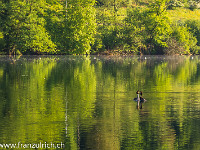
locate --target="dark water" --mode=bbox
[0,55,200,150]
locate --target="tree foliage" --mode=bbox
[64,0,96,54]
[0,0,56,54]
[0,0,96,55]
[0,0,200,55]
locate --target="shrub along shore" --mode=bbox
[1,0,200,55]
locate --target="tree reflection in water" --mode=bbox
[0,55,199,150]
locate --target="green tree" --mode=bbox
[124,0,172,54]
[142,0,172,54]
[124,7,146,54]
[165,23,197,54]
[0,0,56,54]
[95,0,128,52]
[64,0,96,54]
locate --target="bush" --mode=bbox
[168,23,197,54]
[190,45,200,54]
[185,20,200,46]
[123,7,146,54]
[163,38,185,55]
[91,34,104,53]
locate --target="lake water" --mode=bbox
[0,55,200,150]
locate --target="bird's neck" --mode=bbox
[137,94,140,100]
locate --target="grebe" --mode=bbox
[133,90,146,102]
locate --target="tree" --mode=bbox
[168,23,197,54]
[0,0,56,54]
[124,7,146,54]
[124,0,172,54]
[142,0,172,53]
[64,0,96,54]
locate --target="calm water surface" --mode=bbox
[0,55,200,150]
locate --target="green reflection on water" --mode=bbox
[0,55,200,150]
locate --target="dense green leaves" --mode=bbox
[0,0,96,54]
[0,0,200,55]
[64,0,96,54]
[0,0,56,54]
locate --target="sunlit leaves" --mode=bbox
[0,0,56,54]
[143,0,172,47]
[65,0,96,54]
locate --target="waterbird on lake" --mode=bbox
[133,90,146,102]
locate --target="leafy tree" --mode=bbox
[0,0,56,54]
[142,0,172,53]
[95,0,128,52]
[124,7,146,54]
[185,20,200,46]
[168,23,197,54]
[185,20,200,54]
[124,0,172,54]
[44,0,65,52]
[96,12,122,51]
[63,0,96,54]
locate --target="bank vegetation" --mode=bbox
[1,0,200,55]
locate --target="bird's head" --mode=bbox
[136,90,143,95]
